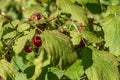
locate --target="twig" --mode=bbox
[80,76,87,80]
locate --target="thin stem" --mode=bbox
[72,23,79,32]
[82,38,87,46]
[80,76,87,80]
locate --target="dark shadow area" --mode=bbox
[117,64,120,73]
[82,47,93,70]
[24,65,35,78]
[36,65,50,80]
[60,75,70,80]
[47,72,59,80]
[86,3,102,14]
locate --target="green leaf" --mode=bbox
[85,0,102,14]
[11,55,28,72]
[101,0,120,5]
[15,72,28,80]
[31,48,50,80]
[41,30,77,69]
[0,59,15,80]
[23,6,41,18]
[11,20,20,27]
[24,29,36,39]
[81,30,102,43]
[3,20,20,28]
[70,31,82,46]
[105,6,120,17]
[64,59,84,80]
[0,28,3,39]
[56,0,88,25]
[13,35,28,54]
[24,65,35,78]
[70,0,88,4]
[3,30,18,39]
[0,15,5,28]
[83,47,120,80]
[47,67,64,79]
[17,23,30,32]
[102,15,120,56]
[41,0,51,3]
[25,52,35,61]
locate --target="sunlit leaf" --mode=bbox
[64,59,84,80]
[56,0,88,25]
[17,23,30,32]
[70,31,82,46]
[11,55,28,72]
[15,72,28,80]
[13,35,28,54]
[0,15,5,28]
[23,6,41,18]
[3,31,18,39]
[83,46,120,80]
[41,30,77,68]
[47,67,64,79]
[0,59,15,80]
[81,30,102,43]
[102,15,120,56]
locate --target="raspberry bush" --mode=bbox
[0,0,120,80]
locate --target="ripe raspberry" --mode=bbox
[24,45,32,53]
[32,36,42,47]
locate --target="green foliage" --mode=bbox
[0,59,15,80]
[64,59,84,80]
[102,15,120,56]
[13,35,28,54]
[0,0,120,80]
[70,31,82,46]
[83,47,119,80]
[17,23,30,32]
[56,0,88,25]
[41,30,77,68]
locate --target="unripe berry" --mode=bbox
[30,13,41,20]
[32,36,42,47]
[24,45,32,53]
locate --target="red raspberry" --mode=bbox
[32,36,42,47]
[24,45,32,53]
